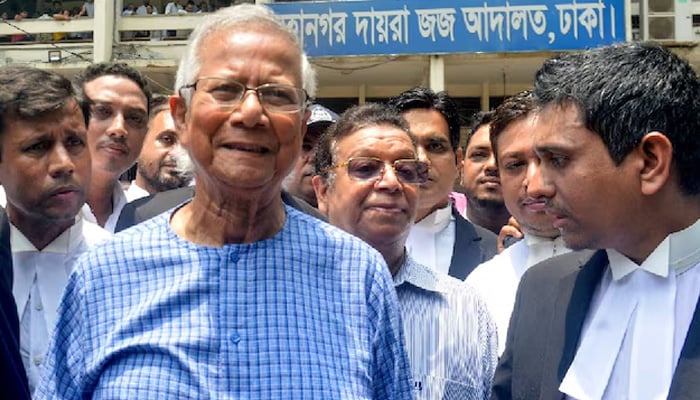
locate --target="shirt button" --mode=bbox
[229,253,239,263]
[35,303,43,311]
[33,356,43,366]
[230,331,241,344]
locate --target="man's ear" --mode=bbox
[311,175,329,216]
[638,132,673,196]
[170,95,188,146]
[455,147,463,179]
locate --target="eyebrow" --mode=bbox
[534,143,569,155]
[88,99,148,113]
[467,145,491,152]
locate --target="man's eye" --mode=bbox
[549,155,568,169]
[24,141,51,153]
[158,135,176,146]
[210,84,242,100]
[469,152,488,161]
[65,136,85,149]
[505,161,525,171]
[425,142,448,153]
[91,106,112,119]
[127,113,147,127]
[261,87,297,105]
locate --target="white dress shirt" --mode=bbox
[467,234,573,354]
[395,255,498,399]
[124,181,151,202]
[12,216,111,394]
[406,203,455,275]
[561,218,700,400]
[81,182,127,233]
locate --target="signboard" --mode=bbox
[268,0,627,57]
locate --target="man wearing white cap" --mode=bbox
[283,103,338,208]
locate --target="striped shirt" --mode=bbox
[395,255,498,400]
[37,205,413,399]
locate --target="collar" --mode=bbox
[413,201,453,233]
[125,181,151,202]
[523,233,565,247]
[393,253,450,294]
[607,217,700,280]
[81,182,127,233]
[10,216,82,254]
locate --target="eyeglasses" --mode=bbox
[180,77,309,113]
[327,156,429,185]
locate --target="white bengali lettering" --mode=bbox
[460,3,549,42]
[415,8,457,42]
[278,10,348,49]
[353,7,410,46]
[555,0,606,39]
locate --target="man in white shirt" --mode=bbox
[164,0,184,37]
[73,62,151,232]
[125,95,193,202]
[313,102,497,399]
[136,0,158,14]
[466,90,592,355]
[491,42,700,400]
[0,66,111,395]
[388,88,498,280]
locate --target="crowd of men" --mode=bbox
[0,3,698,400]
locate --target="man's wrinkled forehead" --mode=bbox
[196,24,303,76]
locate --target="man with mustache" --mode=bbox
[388,87,497,280]
[492,43,700,399]
[459,111,510,235]
[0,66,110,396]
[465,90,592,355]
[73,62,151,232]
[313,103,497,399]
[125,95,194,201]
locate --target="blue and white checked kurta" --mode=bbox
[395,255,498,400]
[37,205,414,399]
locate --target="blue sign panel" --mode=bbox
[268,0,626,57]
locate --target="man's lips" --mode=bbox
[478,177,501,187]
[100,141,128,156]
[521,198,547,212]
[367,203,405,213]
[48,185,81,201]
[221,141,271,154]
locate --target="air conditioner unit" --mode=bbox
[640,0,693,41]
[649,16,675,39]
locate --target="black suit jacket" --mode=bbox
[115,187,325,233]
[491,249,700,400]
[0,206,30,399]
[447,206,498,280]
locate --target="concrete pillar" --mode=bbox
[93,0,116,62]
[358,84,366,105]
[480,81,490,111]
[429,55,445,92]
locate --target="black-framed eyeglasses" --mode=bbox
[179,77,309,113]
[326,156,429,185]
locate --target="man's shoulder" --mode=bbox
[402,256,486,304]
[285,205,368,248]
[79,218,113,246]
[467,240,527,282]
[520,249,599,289]
[452,206,498,255]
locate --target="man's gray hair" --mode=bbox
[174,4,316,105]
